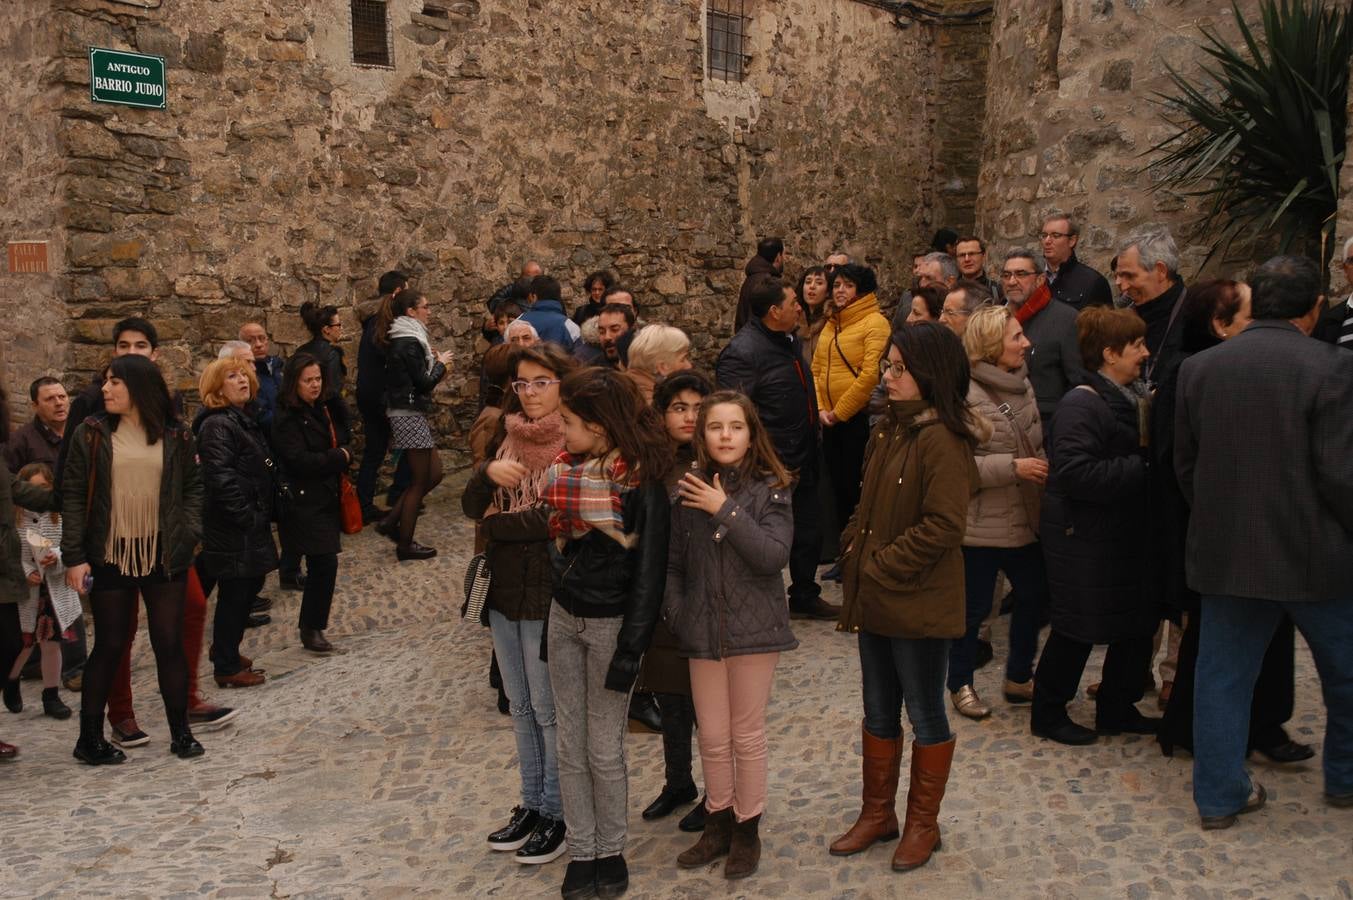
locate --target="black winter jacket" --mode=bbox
[1048,253,1113,311]
[296,336,350,433]
[716,319,819,471]
[1039,374,1154,644]
[384,337,448,413]
[271,401,351,556]
[461,462,554,622]
[550,479,670,693]
[195,406,279,580]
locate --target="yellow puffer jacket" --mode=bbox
[811,292,892,423]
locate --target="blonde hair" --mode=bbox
[198,357,258,409]
[626,324,690,376]
[962,304,1014,366]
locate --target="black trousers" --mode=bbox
[1032,629,1154,728]
[212,576,265,675]
[656,691,696,791]
[298,553,339,631]
[822,414,870,542]
[787,460,823,610]
[1158,611,1295,754]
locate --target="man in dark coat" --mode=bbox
[717,276,837,620]
[734,237,784,331]
[5,377,67,473]
[518,274,579,350]
[1001,249,1087,424]
[1116,225,1187,388]
[1174,254,1353,828]
[1040,214,1113,311]
[354,271,412,522]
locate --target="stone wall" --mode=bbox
[1,0,939,443]
[926,6,992,236]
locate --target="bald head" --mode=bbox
[522,260,543,279]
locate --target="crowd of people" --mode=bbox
[2,219,1351,899]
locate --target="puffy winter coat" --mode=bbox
[717,318,819,471]
[384,336,448,413]
[461,462,554,623]
[271,401,351,557]
[195,406,279,580]
[964,362,1045,548]
[1040,373,1154,644]
[812,293,891,423]
[662,469,798,660]
[838,401,982,639]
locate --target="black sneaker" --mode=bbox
[560,859,597,900]
[594,854,628,899]
[516,816,566,864]
[188,707,240,731]
[487,806,540,851]
[110,721,151,748]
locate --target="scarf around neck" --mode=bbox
[495,412,566,514]
[542,449,636,548]
[388,315,433,374]
[1012,283,1051,324]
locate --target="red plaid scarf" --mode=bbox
[542,450,636,547]
[1013,282,1051,324]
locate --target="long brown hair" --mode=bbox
[374,290,423,349]
[693,391,793,489]
[559,367,672,483]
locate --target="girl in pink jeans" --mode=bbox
[663,391,798,880]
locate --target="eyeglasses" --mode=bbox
[1038,231,1072,241]
[955,251,983,259]
[1000,270,1037,280]
[878,359,906,378]
[939,307,971,319]
[511,378,560,395]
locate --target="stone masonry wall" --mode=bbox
[927,6,992,236]
[5,0,935,446]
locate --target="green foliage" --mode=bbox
[1146,0,1351,271]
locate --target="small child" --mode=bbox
[664,391,798,881]
[4,463,80,720]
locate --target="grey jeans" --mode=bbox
[547,601,632,861]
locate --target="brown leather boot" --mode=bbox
[892,737,955,871]
[724,814,760,880]
[830,723,902,856]
[677,806,732,868]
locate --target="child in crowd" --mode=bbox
[4,463,79,720]
[664,391,798,880]
[542,367,672,900]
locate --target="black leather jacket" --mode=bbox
[194,405,279,580]
[384,337,447,413]
[550,478,670,693]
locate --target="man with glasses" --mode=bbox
[955,236,1003,302]
[1000,249,1086,423]
[1314,235,1353,349]
[1040,214,1112,311]
[938,281,993,338]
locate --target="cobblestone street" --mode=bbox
[5,481,1350,899]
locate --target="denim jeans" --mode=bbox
[858,630,952,745]
[1194,594,1353,816]
[489,609,561,819]
[948,543,1048,691]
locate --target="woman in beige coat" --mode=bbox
[948,305,1050,719]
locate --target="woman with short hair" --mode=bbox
[624,325,693,405]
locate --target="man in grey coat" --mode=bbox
[1174,254,1353,829]
[1001,249,1086,424]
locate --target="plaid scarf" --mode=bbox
[542,449,636,548]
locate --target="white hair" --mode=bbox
[505,319,539,341]
[218,340,252,359]
[1120,224,1180,275]
[1342,235,1353,261]
[626,324,690,376]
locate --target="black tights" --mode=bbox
[82,580,188,719]
[385,447,442,547]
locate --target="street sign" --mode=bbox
[7,241,49,274]
[89,47,166,110]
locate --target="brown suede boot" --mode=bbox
[830,724,902,856]
[724,814,761,880]
[892,737,955,872]
[677,806,732,868]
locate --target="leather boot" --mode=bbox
[724,814,761,880]
[677,806,733,868]
[892,737,955,871]
[301,628,334,653]
[167,707,205,759]
[72,711,127,766]
[830,723,902,855]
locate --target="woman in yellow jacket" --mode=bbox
[811,263,892,566]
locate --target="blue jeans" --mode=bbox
[948,543,1048,691]
[858,630,952,745]
[1194,594,1353,816]
[489,609,562,819]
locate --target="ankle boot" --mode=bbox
[677,806,733,868]
[892,737,955,871]
[42,687,72,720]
[724,814,761,880]
[73,711,127,765]
[3,677,21,713]
[166,708,205,759]
[830,722,902,855]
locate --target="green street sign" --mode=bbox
[89,47,166,109]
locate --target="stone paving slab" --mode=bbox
[3,485,1350,899]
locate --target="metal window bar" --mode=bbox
[707,0,750,82]
[351,0,394,68]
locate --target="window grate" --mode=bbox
[351,0,394,68]
[707,0,750,83]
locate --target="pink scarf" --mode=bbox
[494,412,566,514]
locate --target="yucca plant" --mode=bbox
[1146,0,1351,275]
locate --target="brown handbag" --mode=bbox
[326,414,362,535]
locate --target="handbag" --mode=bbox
[327,413,363,535]
[462,553,491,624]
[262,455,294,523]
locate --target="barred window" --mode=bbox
[707,0,750,83]
[351,0,394,68]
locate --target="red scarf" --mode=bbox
[1013,283,1051,324]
